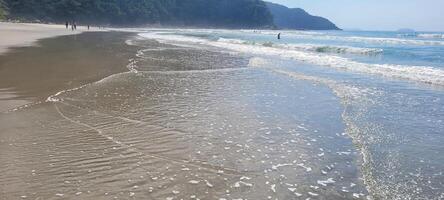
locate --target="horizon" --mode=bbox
[267,0,444,32]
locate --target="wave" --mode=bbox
[217,38,383,55]
[139,32,444,86]
[417,33,444,39]
[123,28,444,46]
[397,33,418,38]
[239,29,326,36]
[397,33,444,39]
[320,35,444,46]
[248,57,402,199]
[247,31,444,46]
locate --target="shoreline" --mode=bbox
[0,29,136,113]
[0,32,370,199]
[0,22,83,112]
[0,22,104,55]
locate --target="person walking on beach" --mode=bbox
[87,25,90,30]
[73,22,77,30]
[65,21,69,29]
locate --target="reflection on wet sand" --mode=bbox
[0,32,138,112]
[0,32,368,199]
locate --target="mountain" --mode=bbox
[167,0,273,28]
[2,0,273,28]
[266,2,340,30]
[2,0,339,30]
[397,28,416,33]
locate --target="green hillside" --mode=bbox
[2,0,273,28]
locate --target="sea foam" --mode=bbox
[139,32,444,86]
[417,33,444,39]
[217,38,383,55]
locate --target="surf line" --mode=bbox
[3,100,45,114]
[53,101,247,177]
[42,39,256,175]
[250,58,378,198]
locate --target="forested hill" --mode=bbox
[266,2,340,30]
[2,0,273,28]
[0,0,7,19]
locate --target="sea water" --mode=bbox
[1,29,443,200]
[132,29,444,199]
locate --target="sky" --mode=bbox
[267,0,444,32]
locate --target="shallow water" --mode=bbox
[1,29,444,200]
[140,29,444,199]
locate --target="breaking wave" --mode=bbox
[217,38,383,55]
[139,32,444,86]
[417,33,444,39]
[237,30,444,46]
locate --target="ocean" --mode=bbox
[1,29,443,199]
[129,29,444,199]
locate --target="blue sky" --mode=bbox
[268,0,444,32]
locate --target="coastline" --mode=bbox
[1,26,443,199]
[0,22,82,111]
[0,31,370,199]
[0,26,135,113]
[0,22,91,55]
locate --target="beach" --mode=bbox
[0,22,76,111]
[0,22,88,54]
[0,26,443,199]
[0,22,125,112]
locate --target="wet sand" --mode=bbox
[0,31,368,199]
[0,22,107,112]
[0,22,90,55]
[0,22,80,111]
[0,31,137,112]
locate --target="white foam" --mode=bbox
[285,43,383,55]
[317,178,336,186]
[245,46,444,86]
[217,38,383,55]
[160,34,444,85]
[236,29,444,46]
[239,29,326,36]
[334,35,444,46]
[188,180,200,184]
[285,33,444,46]
[139,32,208,45]
[139,32,444,86]
[417,33,444,39]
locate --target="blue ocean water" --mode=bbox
[136,29,444,199]
[2,30,443,200]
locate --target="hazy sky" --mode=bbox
[268,0,444,32]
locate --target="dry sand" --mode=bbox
[0,22,90,54]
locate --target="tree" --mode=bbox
[0,0,7,20]
[3,0,274,28]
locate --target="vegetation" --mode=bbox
[266,2,340,30]
[172,0,273,28]
[3,0,273,28]
[0,0,7,20]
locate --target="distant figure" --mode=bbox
[71,24,74,31]
[73,22,77,30]
[65,21,69,29]
[87,25,90,30]
[278,33,281,40]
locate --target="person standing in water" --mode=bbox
[65,21,69,29]
[73,22,77,30]
[278,33,281,40]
